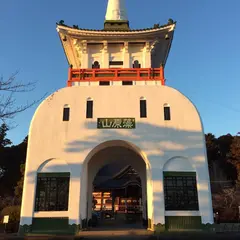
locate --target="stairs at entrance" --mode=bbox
[95,212,143,228]
[77,229,153,239]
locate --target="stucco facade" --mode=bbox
[20,85,213,233]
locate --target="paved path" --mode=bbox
[1,232,240,240]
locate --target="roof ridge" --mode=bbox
[56,20,176,32]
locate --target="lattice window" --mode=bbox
[35,173,70,211]
[164,173,199,211]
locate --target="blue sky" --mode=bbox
[1,0,240,145]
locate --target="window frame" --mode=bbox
[99,81,110,86]
[163,172,199,211]
[133,60,141,68]
[122,81,133,85]
[92,61,100,69]
[86,99,93,119]
[63,107,70,121]
[164,105,171,121]
[109,61,123,66]
[35,172,70,212]
[140,99,147,118]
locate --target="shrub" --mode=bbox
[0,205,21,223]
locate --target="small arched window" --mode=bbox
[92,61,100,69]
[63,104,70,121]
[140,97,147,118]
[164,104,171,121]
[86,98,93,119]
[133,60,141,68]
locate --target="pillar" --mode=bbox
[197,164,214,224]
[81,40,89,68]
[143,42,151,68]
[123,42,130,68]
[68,166,81,226]
[102,41,109,68]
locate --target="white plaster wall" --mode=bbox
[109,44,123,64]
[88,44,102,68]
[80,42,150,69]
[163,157,194,172]
[20,85,213,227]
[129,44,144,68]
[38,159,70,173]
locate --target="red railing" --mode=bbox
[67,67,165,86]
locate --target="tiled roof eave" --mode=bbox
[57,23,176,36]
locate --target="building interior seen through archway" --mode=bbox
[92,163,143,226]
[86,146,148,228]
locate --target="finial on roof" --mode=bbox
[105,0,128,21]
[104,0,129,30]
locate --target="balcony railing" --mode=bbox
[67,67,165,86]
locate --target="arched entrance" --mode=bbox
[80,140,153,230]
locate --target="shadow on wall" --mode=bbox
[26,122,206,180]
[24,121,211,224]
[64,121,206,177]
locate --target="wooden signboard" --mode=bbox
[97,118,135,129]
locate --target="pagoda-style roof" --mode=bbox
[57,20,175,69]
[56,21,175,39]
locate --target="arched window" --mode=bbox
[140,97,147,118]
[133,60,141,68]
[86,98,93,119]
[63,104,70,121]
[164,104,171,121]
[92,61,100,69]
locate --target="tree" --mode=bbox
[0,72,41,122]
[0,205,21,222]
[14,163,25,204]
[228,136,240,186]
[217,134,237,182]
[0,124,12,179]
[0,123,12,148]
[0,136,27,196]
[205,133,219,170]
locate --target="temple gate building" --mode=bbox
[19,0,213,235]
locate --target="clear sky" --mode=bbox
[1,0,240,145]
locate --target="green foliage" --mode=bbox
[0,123,12,148]
[14,163,25,204]
[228,136,240,184]
[205,133,237,182]
[0,205,21,222]
[205,133,219,169]
[0,135,27,197]
[0,196,14,211]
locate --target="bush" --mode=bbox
[0,205,21,223]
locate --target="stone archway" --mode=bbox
[80,140,153,229]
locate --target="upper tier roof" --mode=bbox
[56,20,176,68]
[56,20,176,35]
